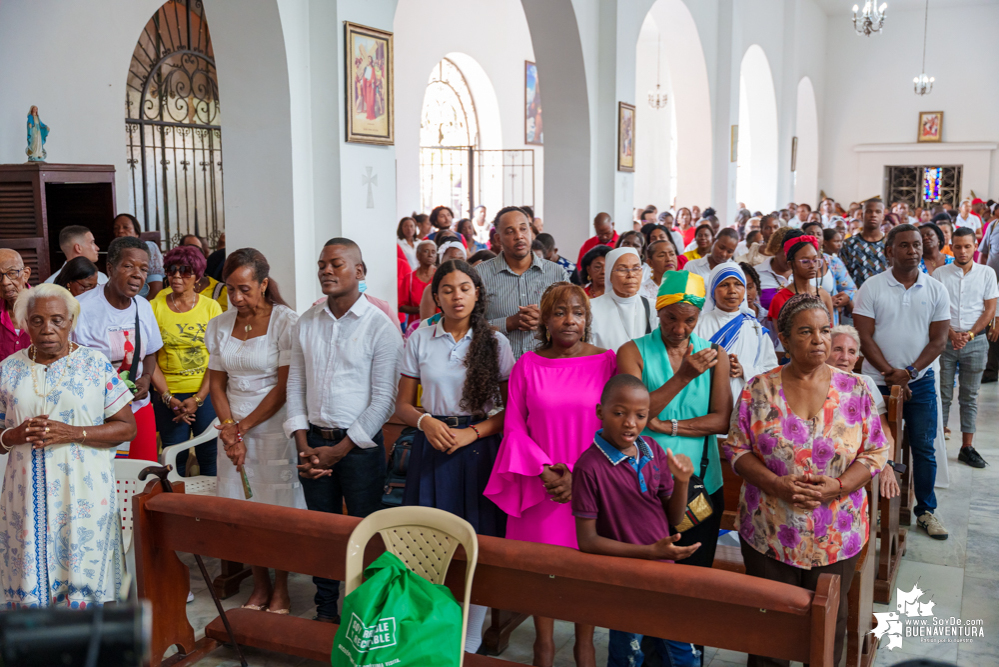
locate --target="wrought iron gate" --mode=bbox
[125,0,224,249]
[884,165,962,210]
[419,147,535,220]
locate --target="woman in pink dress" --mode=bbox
[485,281,616,667]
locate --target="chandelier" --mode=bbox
[852,1,887,36]
[648,36,668,110]
[913,0,934,95]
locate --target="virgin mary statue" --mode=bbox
[26,106,49,162]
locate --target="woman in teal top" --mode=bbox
[619,270,733,570]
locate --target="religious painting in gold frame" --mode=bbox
[345,22,393,145]
[617,102,635,172]
[917,111,942,143]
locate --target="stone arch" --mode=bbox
[736,44,778,213]
[794,76,819,207]
[634,0,713,211]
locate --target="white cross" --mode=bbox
[362,167,377,209]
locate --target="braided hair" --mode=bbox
[431,260,501,417]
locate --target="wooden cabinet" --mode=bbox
[0,163,116,284]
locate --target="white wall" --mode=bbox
[794,76,819,205]
[822,2,999,202]
[394,0,542,224]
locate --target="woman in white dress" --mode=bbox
[695,261,778,408]
[396,216,420,271]
[206,249,303,615]
[589,247,657,353]
[0,284,136,609]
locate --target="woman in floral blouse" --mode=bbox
[724,293,888,667]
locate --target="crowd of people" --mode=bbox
[0,193,995,667]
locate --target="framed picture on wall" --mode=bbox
[525,61,543,145]
[917,111,943,143]
[345,22,394,145]
[617,102,635,172]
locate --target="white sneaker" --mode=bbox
[917,512,949,540]
[187,590,195,603]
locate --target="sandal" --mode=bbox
[266,607,290,615]
[240,603,268,611]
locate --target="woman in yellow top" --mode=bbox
[683,223,714,261]
[158,234,229,311]
[150,245,223,475]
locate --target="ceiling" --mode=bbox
[816,0,999,14]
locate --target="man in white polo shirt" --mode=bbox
[854,224,951,540]
[934,227,997,469]
[954,199,982,236]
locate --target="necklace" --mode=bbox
[169,292,196,312]
[30,343,75,398]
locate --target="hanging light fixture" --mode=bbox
[913,0,934,95]
[648,35,668,110]
[852,1,887,36]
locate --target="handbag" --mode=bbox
[381,427,417,508]
[674,343,718,534]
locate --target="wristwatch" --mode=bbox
[905,365,918,380]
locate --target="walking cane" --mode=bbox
[138,465,249,667]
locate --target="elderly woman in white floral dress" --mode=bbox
[206,249,302,615]
[0,284,136,609]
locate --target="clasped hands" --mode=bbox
[771,472,841,509]
[168,396,202,425]
[297,439,355,479]
[8,415,80,449]
[881,368,913,401]
[421,417,477,455]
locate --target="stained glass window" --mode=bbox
[420,58,478,148]
[923,167,942,203]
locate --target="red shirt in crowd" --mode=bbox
[577,232,620,269]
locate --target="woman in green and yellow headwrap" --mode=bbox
[618,270,733,573]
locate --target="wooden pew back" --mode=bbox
[133,484,839,667]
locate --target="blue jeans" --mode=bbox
[153,392,218,477]
[608,631,700,667]
[880,371,937,517]
[300,429,385,620]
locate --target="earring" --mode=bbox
[544,328,550,342]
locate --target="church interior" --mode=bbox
[0,0,997,666]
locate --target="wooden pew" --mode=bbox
[875,385,906,603]
[133,483,840,667]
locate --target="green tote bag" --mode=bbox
[332,550,462,667]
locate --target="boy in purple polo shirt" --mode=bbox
[572,374,700,667]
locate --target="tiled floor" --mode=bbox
[184,389,999,667]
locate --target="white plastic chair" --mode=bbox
[114,457,160,599]
[345,507,479,666]
[160,418,220,496]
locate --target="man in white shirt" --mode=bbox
[953,199,982,235]
[934,228,997,469]
[854,223,951,540]
[284,237,403,623]
[788,202,810,229]
[44,225,109,284]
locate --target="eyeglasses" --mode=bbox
[166,264,195,277]
[612,267,644,277]
[794,258,820,267]
[0,268,24,282]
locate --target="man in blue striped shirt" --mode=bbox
[477,207,569,359]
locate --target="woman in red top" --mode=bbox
[767,230,834,326]
[399,240,436,329]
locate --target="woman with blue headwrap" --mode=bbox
[695,262,778,407]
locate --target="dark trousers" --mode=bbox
[740,538,858,667]
[153,392,218,476]
[300,429,385,620]
[879,372,937,517]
